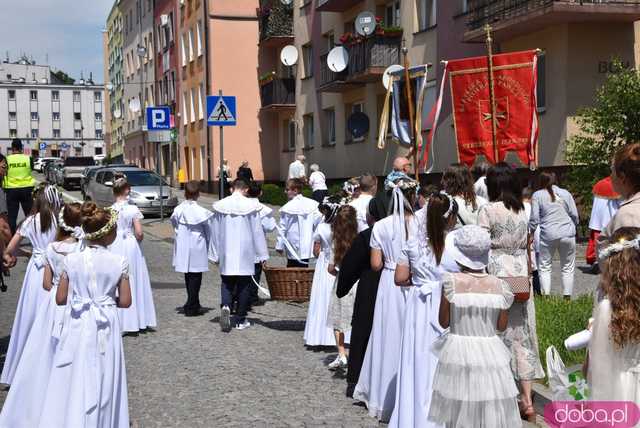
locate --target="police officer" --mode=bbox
[4,139,35,233]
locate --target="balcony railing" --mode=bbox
[347,35,402,83]
[467,0,640,34]
[317,0,364,12]
[260,78,295,109]
[318,53,349,90]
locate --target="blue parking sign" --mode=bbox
[146,106,171,130]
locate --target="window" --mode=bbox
[52,90,59,101]
[385,0,401,27]
[95,112,103,121]
[8,90,15,100]
[95,146,103,155]
[303,114,314,148]
[96,130,103,139]
[31,112,39,120]
[287,120,296,151]
[53,129,61,138]
[30,90,37,101]
[460,0,468,14]
[73,91,80,102]
[9,112,16,120]
[302,44,313,78]
[418,0,437,30]
[198,84,204,120]
[31,129,39,138]
[188,29,195,62]
[190,88,196,123]
[74,112,82,120]
[94,91,102,102]
[9,129,17,138]
[199,146,205,179]
[324,32,335,54]
[181,35,187,67]
[537,52,546,112]
[324,109,336,145]
[74,130,82,138]
[347,102,366,142]
[182,91,188,125]
[196,21,203,57]
[52,112,60,121]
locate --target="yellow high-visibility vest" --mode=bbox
[4,154,36,189]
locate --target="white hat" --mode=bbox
[449,225,491,270]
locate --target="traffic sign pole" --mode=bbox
[219,89,224,199]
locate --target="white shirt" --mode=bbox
[210,192,269,275]
[474,176,488,200]
[349,194,373,232]
[589,196,621,232]
[171,200,214,273]
[276,194,322,260]
[453,195,488,228]
[288,160,306,180]
[308,171,327,192]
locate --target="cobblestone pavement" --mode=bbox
[0,184,597,425]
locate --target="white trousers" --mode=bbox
[538,236,576,296]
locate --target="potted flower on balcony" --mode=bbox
[259,71,276,86]
[374,17,403,38]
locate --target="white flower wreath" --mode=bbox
[83,208,119,241]
[598,235,640,262]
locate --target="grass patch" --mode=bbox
[535,294,593,377]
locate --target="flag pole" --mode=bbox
[401,42,419,181]
[484,24,499,164]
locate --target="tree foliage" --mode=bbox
[51,70,75,85]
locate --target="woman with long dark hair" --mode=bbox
[529,172,579,297]
[477,162,544,423]
[441,163,487,228]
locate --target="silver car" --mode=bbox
[85,166,178,216]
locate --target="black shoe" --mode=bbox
[346,383,355,398]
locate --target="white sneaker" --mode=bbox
[235,320,251,330]
[220,306,231,332]
[328,354,347,370]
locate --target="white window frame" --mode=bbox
[30,90,38,101]
[73,91,81,102]
[190,88,196,123]
[199,146,205,180]
[182,91,188,125]
[53,129,61,138]
[418,0,437,30]
[324,108,336,146]
[196,20,203,57]
[188,28,195,62]
[302,44,313,78]
[51,90,59,101]
[181,35,187,67]
[198,84,204,120]
[385,0,401,27]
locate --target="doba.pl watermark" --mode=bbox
[545,401,640,428]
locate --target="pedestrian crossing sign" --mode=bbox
[207,95,237,126]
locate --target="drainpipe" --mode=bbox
[203,0,213,193]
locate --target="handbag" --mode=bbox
[500,232,533,302]
[546,345,590,401]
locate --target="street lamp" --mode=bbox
[137,44,147,168]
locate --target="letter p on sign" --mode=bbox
[146,106,171,130]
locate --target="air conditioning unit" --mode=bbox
[160,14,169,27]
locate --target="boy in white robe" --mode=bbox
[349,173,377,232]
[276,178,322,267]
[171,181,214,317]
[248,181,276,306]
[210,179,269,331]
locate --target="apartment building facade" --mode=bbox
[121,0,156,169]
[106,1,125,162]
[0,62,106,158]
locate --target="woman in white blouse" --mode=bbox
[308,163,328,203]
[441,164,487,228]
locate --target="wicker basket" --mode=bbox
[263,266,314,302]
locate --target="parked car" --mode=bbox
[85,166,178,216]
[34,157,61,172]
[80,165,103,198]
[59,157,95,189]
[45,160,64,184]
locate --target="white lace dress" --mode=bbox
[428,272,520,428]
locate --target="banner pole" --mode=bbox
[484,24,499,164]
[401,42,419,181]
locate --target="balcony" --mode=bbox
[465,0,640,41]
[259,1,293,48]
[318,53,362,93]
[317,0,364,13]
[346,35,402,83]
[260,78,296,111]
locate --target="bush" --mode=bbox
[535,294,593,379]
[260,184,287,206]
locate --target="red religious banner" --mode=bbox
[448,50,539,167]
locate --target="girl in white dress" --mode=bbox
[109,174,157,332]
[0,184,61,385]
[390,191,460,428]
[587,227,640,402]
[327,204,359,370]
[353,177,418,421]
[304,198,339,347]
[38,202,132,428]
[0,202,83,427]
[429,225,520,428]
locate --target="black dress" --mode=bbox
[336,228,381,388]
[237,166,253,183]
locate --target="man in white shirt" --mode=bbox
[288,155,307,181]
[349,173,377,232]
[210,179,269,331]
[276,178,323,267]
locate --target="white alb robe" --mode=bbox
[276,194,322,261]
[171,200,214,273]
[210,192,269,276]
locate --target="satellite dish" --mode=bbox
[280,45,299,66]
[347,112,370,139]
[382,64,404,91]
[113,109,122,119]
[129,98,140,113]
[327,47,349,73]
[280,0,293,5]
[355,11,376,37]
